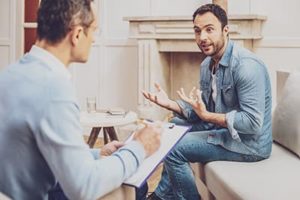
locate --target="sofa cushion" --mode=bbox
[273,72,300,157]
[204,143,300,200]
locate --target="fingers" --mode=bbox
[142,90,150,99]
[111,140,124,148]
[196,89,203,103]
[176,90,184,101]
[177,87,201,106]
[189,87,196,99]
[177,88,189,102]
[180,87,186,97]
[142,90,155,103]
[176,88,184,98]
[143,83,161,99]
[154,83,161,92]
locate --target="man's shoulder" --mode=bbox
[4,56,74,101]
[231,42,261,62]
[230,42,265,68]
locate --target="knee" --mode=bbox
[164,141,187,165]
[169,117,189,126]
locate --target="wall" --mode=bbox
[254,0,300,104]
[229,0,300,104]
[0,0,16,70]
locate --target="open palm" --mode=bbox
[177,87,208,119]
[142,83,171,109]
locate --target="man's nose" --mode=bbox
[199,31,208,41]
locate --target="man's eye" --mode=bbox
[194,29,201,34]
[207,27,213,32]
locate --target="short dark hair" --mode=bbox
[193,4,228,29]
[37,0,94,44]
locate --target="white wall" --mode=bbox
[252,0,300,104]
[1,0,300,111]
[0,0,16,70]
[228,0,300,104]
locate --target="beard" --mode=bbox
[198,36,226,58]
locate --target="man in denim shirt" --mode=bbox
[142,4,272,200]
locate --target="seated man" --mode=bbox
[142,4,272,200]
[0,0,161,199]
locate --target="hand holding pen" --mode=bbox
[133,121,162,157]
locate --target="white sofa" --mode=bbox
[193,71,300,200]
[0,192,11,200]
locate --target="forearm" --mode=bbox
[168,100,182,115]
[45,141,145,200]
[202,111,227,127]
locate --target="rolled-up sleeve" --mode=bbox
[174,100,202,122]
[231,59,267,135]
[225,110,241,141]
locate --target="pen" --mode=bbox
[137,119,175,129]
[136,119,154,126]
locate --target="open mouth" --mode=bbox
[201,44,211,51]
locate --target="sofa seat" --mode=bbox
[203,143,300,200]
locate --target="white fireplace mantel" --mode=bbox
[124,15,266,52]
[124,15,267,120]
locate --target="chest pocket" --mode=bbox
[200,81,210,106]
[221,84,237,108]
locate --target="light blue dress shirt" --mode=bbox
[176,40,273,158]
[0,46,145,200]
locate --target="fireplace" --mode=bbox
[124,15,266,120]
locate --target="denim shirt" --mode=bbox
[176,40,272,158]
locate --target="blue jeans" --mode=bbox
[153,117,264,200]
[136,183,148,200]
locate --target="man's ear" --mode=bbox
[70,26,83,46]
[223,24,229,36]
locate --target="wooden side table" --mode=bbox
[80,111,138,148]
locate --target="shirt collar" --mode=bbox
[29,45,72,80]
[219,39,234,67]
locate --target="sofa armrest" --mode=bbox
[0,192,11,200]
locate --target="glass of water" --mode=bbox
[86,96,97,113]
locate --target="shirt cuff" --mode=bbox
[90,148,101,160]
[226,110,241,142]
[112,140,146,179]
[174,100,189,119]
[120,140,146,165]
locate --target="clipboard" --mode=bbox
[123,124,191,188]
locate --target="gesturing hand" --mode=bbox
[142,83,172,110]
[177,87,208,119]
[101,140,124,156]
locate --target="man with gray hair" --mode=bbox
[0,0,161,199]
